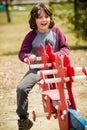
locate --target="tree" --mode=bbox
[1,0,13,22]
[74,0,87,39]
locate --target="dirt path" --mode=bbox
[0,50,87,130]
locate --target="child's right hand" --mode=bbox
[29,54,37,62]
[24,54,37,63]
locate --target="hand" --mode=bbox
[29,54,37,62]
[24,55,37,63]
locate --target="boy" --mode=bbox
[16,3,70,130]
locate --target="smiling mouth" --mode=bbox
[41,23,47,26]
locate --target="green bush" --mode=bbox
[68,0,87,40]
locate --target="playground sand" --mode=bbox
[0,50,87,130]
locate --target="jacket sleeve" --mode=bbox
[54,27,70,56]
[18,31,36,62]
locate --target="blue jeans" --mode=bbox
[16,69,41,117]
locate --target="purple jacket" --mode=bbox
[19,26,70,62]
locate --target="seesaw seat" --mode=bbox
[42,89,69,101]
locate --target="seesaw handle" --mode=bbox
[38,75,87,84]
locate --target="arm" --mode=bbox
[53,27,70,56]
[18,31,36,62]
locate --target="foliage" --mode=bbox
[0,4,87,56]
[68,0,87,40]
[76,0,87,40]
[49,1,87,40]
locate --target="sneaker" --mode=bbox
[18,118,33,130]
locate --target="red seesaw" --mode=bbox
[27,44,87,130]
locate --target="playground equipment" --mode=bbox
[27,44,87,130]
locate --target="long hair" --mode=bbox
[29,3,54,30]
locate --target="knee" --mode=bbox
[16,83,30,95]
[16,84,25,94]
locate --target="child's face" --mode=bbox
[36,10,51,33]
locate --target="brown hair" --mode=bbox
[29,3,54,30]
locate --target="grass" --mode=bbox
[0,11,29,55]
[0,4,87,56]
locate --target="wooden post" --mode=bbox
[5,0,12,22]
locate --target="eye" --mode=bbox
[45,15,49,18]
[38,16,42,19]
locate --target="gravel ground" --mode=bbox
[0,50,87,130]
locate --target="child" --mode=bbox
[16,3,70,130]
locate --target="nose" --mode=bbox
[42,17,46,21]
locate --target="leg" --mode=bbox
[16,69,41,129]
